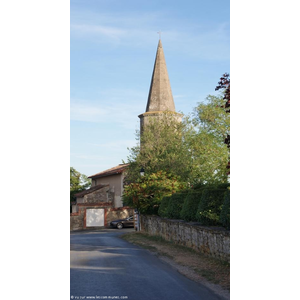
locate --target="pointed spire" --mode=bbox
[145,39,175,112]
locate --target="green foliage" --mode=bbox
[193,182,229,191]
[180,190,204,221]
[124,93,230,221]
[70,167,91,202]
[125,113,194,184]
[193,94,230,141]
[184,94,230,184]
[165,192,188,219]
[158,195,172,218]
[191,182,206,190]
[220,189,230,229]
[122,171,186,214]
[125,95,230,186]
[214,183,230,190]
[196,188,227,225]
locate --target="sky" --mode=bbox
[70,0,230,177]
[2,1,300,298]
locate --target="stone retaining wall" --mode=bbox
[70,212,84,231]
[141,215,230,262]
[105,207,135,225]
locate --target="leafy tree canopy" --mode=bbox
[125,113,194,184]
[70,167,91,202]
[122,171,186,214]
[186,94,230,183]
[125,94,229,186]
[192,94,230,141]
[122,75,230,216]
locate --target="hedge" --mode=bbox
[180,190,204,221]
[158,195,171,217]
[196,188,227,225]
[193,182,229,190]
[192,182,206,190]
[220,189,230,229]
[158,183,230,229]
[166,192,188,219]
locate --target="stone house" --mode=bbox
[70,164,134,230]
[88,163,129,208]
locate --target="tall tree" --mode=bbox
[125,112,194,184]
[215,73,230,174]
[190,93,230,183]
[70,167,91,202]
[125,88,230,189]
[125,96,230,186]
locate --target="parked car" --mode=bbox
[110,216,134,229]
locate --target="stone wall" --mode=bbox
[141,215,230,262]
[105,207,135,225]
[83,187,114,204]
[70,211,84,231]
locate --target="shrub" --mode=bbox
[158,195,172,217]
[220,189,230,229]
[196,188,226,225]
[180,190,204,221]
[123,171,186,215]
[192,182,206,190]
[193,182,229,190]
[215,183,230,190]
[166,192,188,219]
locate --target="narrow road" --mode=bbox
[70,229,225,300]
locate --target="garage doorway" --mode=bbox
[86,208,105,227]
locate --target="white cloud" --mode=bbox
[70,89,145,129]
[70,153,105,160]
[88,139,138,149]
[71,24,127,41]
[70,102,107,120]
[70,9,229,60]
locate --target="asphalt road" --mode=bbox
[70,228,225,300]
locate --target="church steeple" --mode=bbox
[145,39,176,112]
[138,39,181,135]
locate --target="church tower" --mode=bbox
[138,39,181,133]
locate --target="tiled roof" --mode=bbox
[88,163,129,179]
[74,184,109,198]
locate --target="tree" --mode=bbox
[125,112,194,184]
[125,96,230,186]
[192,94,229,142]
[122,170,186,214]
[124,77,230,189]
[188,94,230,183]
[70,167,91,202]
[215,73,230,174]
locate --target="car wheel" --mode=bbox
[117,222,123,229]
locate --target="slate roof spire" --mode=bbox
[145,39,176,112]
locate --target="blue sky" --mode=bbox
[70,0,230,177]
[2,1,300,297]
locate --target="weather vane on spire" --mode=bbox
[157,31,162,39]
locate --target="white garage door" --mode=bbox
[86,208,104,227]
